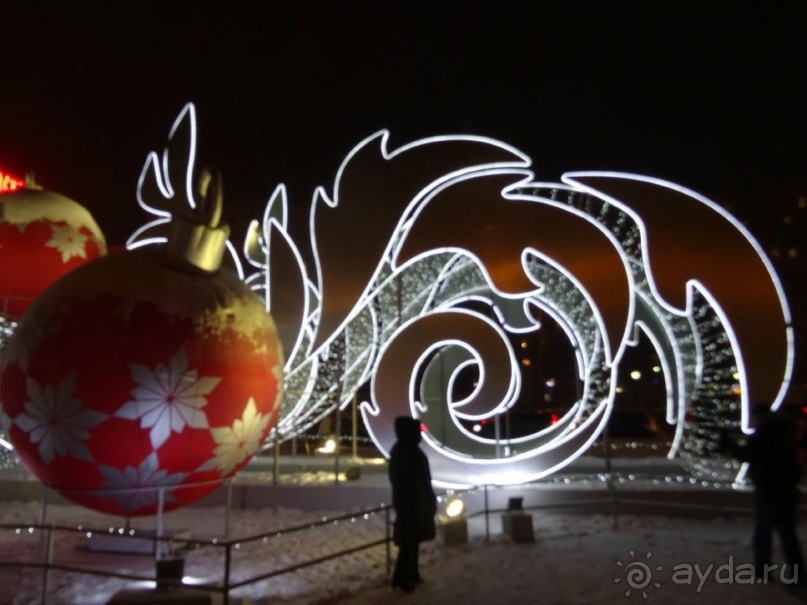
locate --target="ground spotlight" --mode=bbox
[445,498,465,519]
[439,496,468,545]
[316,438,337,454]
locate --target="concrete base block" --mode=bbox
[87,531,191,556]
[501,512,534,543]
[440,518,468,544]
[106,587,220,604]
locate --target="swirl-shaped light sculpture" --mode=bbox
[242,119,792,487]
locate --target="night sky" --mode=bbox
[2,2,806,245]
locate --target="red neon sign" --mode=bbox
[0,170,25,194]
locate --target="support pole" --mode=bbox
[352,394,358,459]
[156,488,165,561]
[38,484,48,526]
[603,422,618,529]
[484,484,490,542]
[38,485,49,558]
[225,479,233,539]
[273,429,281,486]
[335,406,341,486]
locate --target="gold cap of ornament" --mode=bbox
[167,166,230,272]
[25,173,43,191]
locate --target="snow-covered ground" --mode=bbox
[2,494,807,605]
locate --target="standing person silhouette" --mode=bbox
[723,403,805,584]
[388,416,437,593]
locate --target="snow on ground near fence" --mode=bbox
[2,499,807,605]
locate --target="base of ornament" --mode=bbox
[107,586,221,604]
[85,529,191,557]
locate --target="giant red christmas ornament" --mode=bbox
[0,169,283,515]
[0,175,106,319]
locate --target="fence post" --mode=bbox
[484,484,490,542]
[224,543,232,605]
[156,487,165,561]
[385,507,392,577]
[41,525,54,605]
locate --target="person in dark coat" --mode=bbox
[722,403,805,583]
[388,416,437,592]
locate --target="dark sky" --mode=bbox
[1,2,806,244]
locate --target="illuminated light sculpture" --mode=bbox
[244,122,791,487]
[0,117,284,515]
[0,174,107,319]
[0,104,792,490]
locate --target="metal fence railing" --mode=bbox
[0,477,787,604]
[0,502,394,605]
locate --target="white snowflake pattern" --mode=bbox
[14,374,106,464]
[116,348,220,449]
[96,452,186,513]
[45,224,89,263]
[210,397,272,475]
